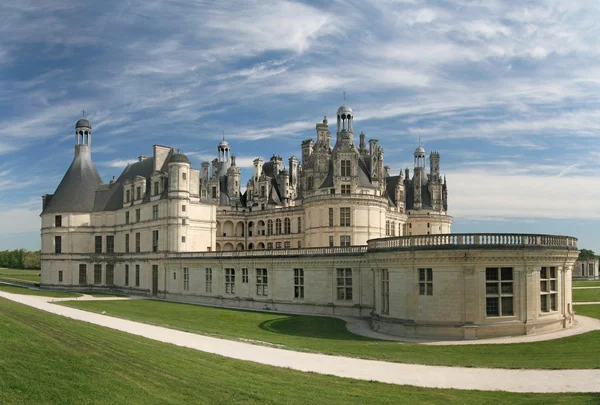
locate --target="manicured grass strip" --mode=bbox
[0,285,81,298]
[60,299,600,369]
[574,304,600,319]
[573,288,600,302]
[573,281,600,287]
[88,293,124,297]
[1,298,597,405]
[0,268,40,284]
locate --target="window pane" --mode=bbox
[337,288,345,300]
[501,297,514,316]
[541,295,548,312]
[486,283,499,295]
[486,268,498,281]
[540,280,547,292]
[501,267,513,280]
[486,297,499,316]
[550,267,556,278]
[427,268,432,281]
[501,282,513,294]
[419,269,425,281]
[426,283,433,296]
[540,267,547,279]
[550,280,556,291]
[419,283,425,295]
[550,294,557,311]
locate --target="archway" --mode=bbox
[236,221,244,237]
[223,242,234,251]
[223,221,234,237]
[236,243,244,251]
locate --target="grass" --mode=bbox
[0,285,81,298]
[87,293,124,297]
[572,288,600,302]
[574,304,600,319]
[60,299,600,369]
[0,268,40,284]
[573,280,600,287]
[1,298,598,405]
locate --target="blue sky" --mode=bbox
[1,0,600,252]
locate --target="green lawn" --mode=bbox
[60,299,600,369]
[573,280,600,287]
[572,288,600,302]
[1,298,597,405]
[0,268,40,284]
[574,304,600,319]
[0,285,81,298]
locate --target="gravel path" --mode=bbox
[2,291,600,393]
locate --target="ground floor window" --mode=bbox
[486,267,514,317]
[540,266,557,312]
[79,264,86,284]
[183,267,190,291]
[381,269,389,315]
[225,268,235,294]
[340,235,351,247]
[294,268,304,299]
[205,268,212,292]
[242,268,248,283]
[336,268,352,301]
[135,265,140,287]
[419,268,433,296]
[94,264,102,285]
[106,265,114,285]
[58,270,63,283]
[125,265,129,286]
[256,268,268,296]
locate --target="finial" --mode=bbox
[81,109,86,118]
[418,135,421,146]
[343,91,346,105]
[222,130,225,141]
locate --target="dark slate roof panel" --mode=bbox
[42,146,103,214]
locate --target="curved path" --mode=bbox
[2,292,600,393]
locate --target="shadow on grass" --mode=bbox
[258,315,374,341]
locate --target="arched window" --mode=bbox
[391,221,395,236]
[275,219,282,235]
[267,219,273,235]
[284,218,291,234]
[386,220,390,236]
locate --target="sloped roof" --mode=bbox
[42,145,103,214]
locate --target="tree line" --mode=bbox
[0,250,41,270]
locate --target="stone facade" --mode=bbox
[573,258,599,280]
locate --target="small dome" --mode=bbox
[170,153,190,164]
[415,145,425,155]
[76,118,91,128]
[218,140,230,148]
[337,103,353,116]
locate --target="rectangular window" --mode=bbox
[58,270,63,282]
[486,267,514,317]
[183,267,190,291]
[125,211,130,224]
[182,205,186,212]
[152,230,159,252]
[341,160,351,176]
[135,232,140,253]
[182,236,186,243]
[329,208,334,227]
[205,268,212,292]
[95,236,102,253]
[340,207,351,226]
[242,268,248,283]
[152,205,159,220]
[153,181,159,196]
[225,268,236,294]
[540,266,557,313]
[126,189,131,203]
[135,265,140,287]
[136,209,141,222]
[284,241,291,249]
[267,242,273,249]
[125,264,129,286]
[212,187,217,199]
[136,186,141,200]
[341,184,351,195]
[182,172,187,180]
[294,268,304,299]
[307,177,313,190]
[329,236,334,247]
[256,268,268,296]
[418,268,433,296]
[336,268,353,301]
[125,234,130,253]
[106,264,114,285]
[381,269,389,315]
[297,217,302,233]
[330,188,335,195]
[181,218,186,225]
[79,264,87,284]
[94,264,102,285]
[340,235,351,247]
[55,215,62,227]
[55,235,62,254]
[297,241,302,248]
[106,235,114,254]
[275,242,282,249]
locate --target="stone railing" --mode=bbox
[170,245,367,259]
[367,233,578,251]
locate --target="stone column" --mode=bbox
[462,265,478,339]
[524,266,537,334]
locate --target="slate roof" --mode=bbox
[42,146,103,214]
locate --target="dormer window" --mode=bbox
[153,181,159,196]
[126,190,131,202]
[341,160,351,176]
[136,186,141,200]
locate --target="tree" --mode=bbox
[23,251,41,270]
[578,249,596,260]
